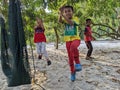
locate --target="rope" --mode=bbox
[28,31,46,90]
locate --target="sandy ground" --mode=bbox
[0,40,120,90]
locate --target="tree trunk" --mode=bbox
[54,27,59,49]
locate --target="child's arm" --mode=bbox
[92,36,96,40]
[34,25,38,30]
[58,7,64,23]
[36,19,45,30]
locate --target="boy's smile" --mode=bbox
[63,8,73,19]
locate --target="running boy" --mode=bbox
[84,19,95,60]
[34,18,51,65]
[58,6,82,81]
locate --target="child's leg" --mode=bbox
[85,41,93,57]
[36,42,42,55]
[70,40,80,64]
[85,41,89,49]
[66,41,75,73]
[41,42,49,59]
[36,42,42,59]
[41,42,51,65]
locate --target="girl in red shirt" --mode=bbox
[34,18,51,65]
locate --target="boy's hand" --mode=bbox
[59,7,64,17]
[92,37,96,41]
[58,6,64,23]
[59,6,64,12]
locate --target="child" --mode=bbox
[34,18,51,66]
[84,19,95,60]
[58,6,82,81]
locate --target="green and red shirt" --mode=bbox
[63,17,80,42]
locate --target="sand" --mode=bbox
[0,40,120,90]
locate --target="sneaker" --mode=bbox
[47,60,51,66]
[71,72,76,82]
[38,55,42,59]
[75,64,82,71]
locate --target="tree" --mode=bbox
[1,0,120,50]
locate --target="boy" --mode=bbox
[58,6,82,81]
[34,18,51,66]
[84,19,95,60]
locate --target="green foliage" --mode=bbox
[1,0,120,46]
[0,23,1,50]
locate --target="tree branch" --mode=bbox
[93,23,115,31]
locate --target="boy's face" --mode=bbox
[87,20,92,25]
[63,8,73,19]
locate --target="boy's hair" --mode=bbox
[86,18,91,22]
[64,5,74,11]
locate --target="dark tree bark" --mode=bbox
[54,27,59,49]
